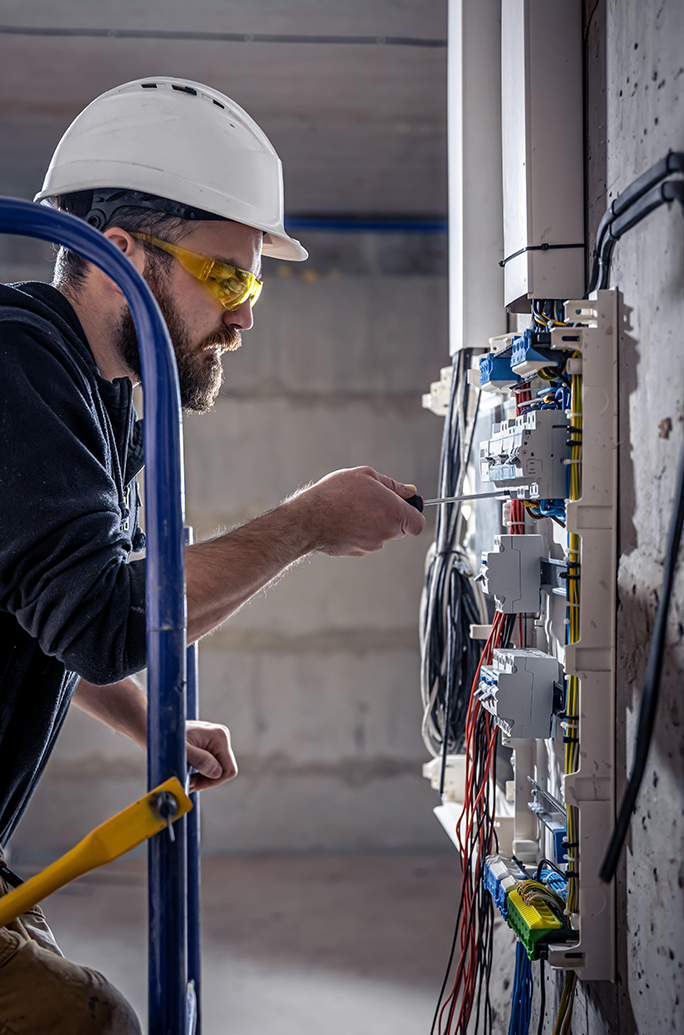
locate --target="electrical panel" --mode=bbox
[421,291,617,995]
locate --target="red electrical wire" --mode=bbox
[438,611,505,1034]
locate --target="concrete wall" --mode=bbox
[8,232,451,858]
[561,3,684,1033]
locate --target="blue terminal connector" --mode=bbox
[511,329,559,377]
[479,346,520,392]
[553,829,569,864]
[483,854,528,919]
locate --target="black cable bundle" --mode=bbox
[587,151,684,294]
[421,350,483,764]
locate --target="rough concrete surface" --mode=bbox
[599,1,684,1032]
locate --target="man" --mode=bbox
[0,78,424,1032]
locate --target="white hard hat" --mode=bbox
[35,76,307,261]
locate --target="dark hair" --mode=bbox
[51,190,194,294]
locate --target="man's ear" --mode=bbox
[99,227,147,295]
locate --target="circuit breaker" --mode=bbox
[479,410,569,499]
[479,533,544,613]
[476,648,561,739]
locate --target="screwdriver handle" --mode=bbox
[405,494,424,513]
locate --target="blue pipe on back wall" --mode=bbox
[0,198,190,1035]
[284,216,448,233]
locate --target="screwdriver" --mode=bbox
[406,490,510,513]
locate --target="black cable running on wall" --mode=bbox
[593,151,684,882]
[586,150,684,294]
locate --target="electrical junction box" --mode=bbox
[480,410,569,499]
[448,0,506,350]
[500,0,584,309]
[479,533,544,613]
[475,648,561,739]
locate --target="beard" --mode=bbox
[117,266,242,413]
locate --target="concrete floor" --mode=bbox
[35,850,520,1035]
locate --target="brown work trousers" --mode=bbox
[0,869,142,1035]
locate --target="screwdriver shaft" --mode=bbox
[421,490,510,506]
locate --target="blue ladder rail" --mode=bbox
[0,198,197,1035]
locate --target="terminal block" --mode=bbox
[478,534,544,613]
[483,854,528,919]
[475,648,562,740]
[505,887,565,961]
[479,345,520,392]
[510,328,561,377]
[479,410,569,500]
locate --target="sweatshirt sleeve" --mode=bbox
[0,321,147,683]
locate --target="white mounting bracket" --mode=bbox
[545,289,617,982]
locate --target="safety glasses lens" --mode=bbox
[211,272,262,311]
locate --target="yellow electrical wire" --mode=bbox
[551,971,578,1035]
[517,879,567,918]
[564,360,582,916]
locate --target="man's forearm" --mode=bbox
[185,466,425,643]
[186,495,314,642]
[72,675,147,748]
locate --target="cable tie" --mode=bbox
[562,841,579,848]
[563,735,579,743]
[498,242,585,268]
[562,458,581,465]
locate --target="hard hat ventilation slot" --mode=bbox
[141,83,158,89]
[213,100,225,109]
[172,84,197,95]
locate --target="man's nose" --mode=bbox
[223,298,254,332]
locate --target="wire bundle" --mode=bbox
[421,350,484,764]
[431,610,516,1035]
[507,942,534,1035]
[516,880,567,919]
[550,972,577,1035]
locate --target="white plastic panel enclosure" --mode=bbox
[501,0,584,308]
[448,0,506,351]
[545,290,617,982]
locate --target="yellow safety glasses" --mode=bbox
[130,232,263,311]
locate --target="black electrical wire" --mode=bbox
[599,424,684,883]
[586,151,684,294]
[421,350,483,760]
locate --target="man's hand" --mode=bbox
[73,678,237,792]
[293,466,426,557]
[185,719,237,791]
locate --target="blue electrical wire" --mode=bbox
[507,941,534,1035]
[539,868,568,901]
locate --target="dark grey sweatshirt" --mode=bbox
[0,281,146,844]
